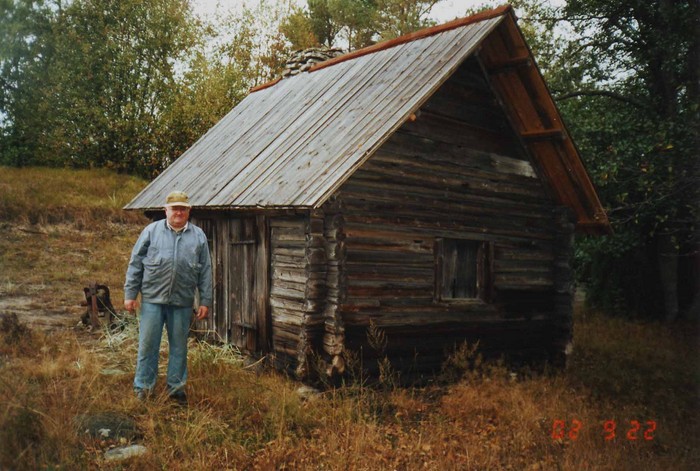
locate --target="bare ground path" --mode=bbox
[0,220,140,331]
[0,293,80,330]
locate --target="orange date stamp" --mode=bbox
[551,419,657,441]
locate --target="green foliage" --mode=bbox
[285,0,444,50]
[60,0,203,176]
[515,0,699,319]
[213,0,292,87]
[160,50,250,168]
[307,0,341,47]
[1,0,449,179]
[0,0,57,167]
[280,6,319,50]
[373,0,441,38]
[164,0,297,164]
[0,0,218,178]
[574,231,664,316]
[334,0,378,48]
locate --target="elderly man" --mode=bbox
[124,191,212,405]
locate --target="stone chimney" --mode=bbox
[282,47,345,78]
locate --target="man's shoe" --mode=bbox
[135,389,150,401]
[169,391,187,406]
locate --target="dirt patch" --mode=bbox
[0,295,79,330]
[75,412,142,442]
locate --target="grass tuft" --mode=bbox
[0,313,36,356]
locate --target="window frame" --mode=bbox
[434,237,494,304]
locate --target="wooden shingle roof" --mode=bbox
[125,5,610,234]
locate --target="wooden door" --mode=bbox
[228,218,258,351]
[203,216,269,352]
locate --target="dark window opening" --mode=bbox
[436,238,493,302]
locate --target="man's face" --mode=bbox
[165,205,190,229]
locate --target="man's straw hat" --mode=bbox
[165,191,191,208]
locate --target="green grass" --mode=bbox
[0,166,147,225]
[0,167,698,470]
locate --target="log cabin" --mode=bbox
[125,5,610,381]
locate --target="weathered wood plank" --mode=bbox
[348,164,546,201]
[373,138,537,178]
[399,110,519,156]
[342,213,554,242]
[421,78,509,132]
[340,178,548,216]
[126,76,288,208]
[195,65,352,206]
[220,38,417,206]
[340,197,554,237]
[272,248,306,258]
[270,218,307,229]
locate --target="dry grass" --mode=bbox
[0,166,148,308]
[0,167,698,470]
[0,222,143,308]
[2,315,697,470]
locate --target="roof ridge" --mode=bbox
[250,4,512,93]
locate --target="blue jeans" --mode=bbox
[133,302,192,394]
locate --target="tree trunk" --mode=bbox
[686,231,700,321]
[657,232,679,322]
[687,285,700,322]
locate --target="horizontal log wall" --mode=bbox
[333,57,573,375]
[297,214,328,377]
[319,201,347,376]
[269,216,307,372]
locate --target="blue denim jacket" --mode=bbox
[124,219,213,307]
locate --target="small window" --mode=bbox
[435,238,493,302]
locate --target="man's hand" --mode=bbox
[124,299,139,314]
[195,306,209,320]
